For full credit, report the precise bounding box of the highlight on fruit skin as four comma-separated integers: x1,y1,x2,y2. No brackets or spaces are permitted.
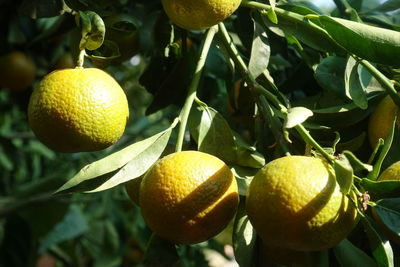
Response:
161,0,241,30
246,155,359,252
139,150,239,244
0,51,36,91
28,67,129,153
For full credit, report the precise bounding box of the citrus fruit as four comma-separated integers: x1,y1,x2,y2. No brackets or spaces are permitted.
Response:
139,151,239,244
28,67,129,153
246,155,358,251
161,0,241,30
378,161,400,181
368,95,400,148
0,51,36,91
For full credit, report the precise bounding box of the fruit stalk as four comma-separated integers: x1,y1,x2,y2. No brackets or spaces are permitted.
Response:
175,25,218,152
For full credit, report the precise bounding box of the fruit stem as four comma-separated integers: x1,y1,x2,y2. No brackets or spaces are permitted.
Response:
217,22,284,110
218,22,335,160
175,25,218,152
359,59,400,107
77,49,86,68
294,124,335,163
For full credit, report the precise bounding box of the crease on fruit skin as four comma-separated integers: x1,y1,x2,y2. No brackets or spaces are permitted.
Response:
139,151,239,244
246,156,358,251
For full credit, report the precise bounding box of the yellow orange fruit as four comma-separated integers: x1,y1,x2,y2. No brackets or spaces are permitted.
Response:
139,151,239,244
28,67,129,153
161,0,241,30
378,161,400,181
368,95,400,148
0,51,36,91
246,156,358,251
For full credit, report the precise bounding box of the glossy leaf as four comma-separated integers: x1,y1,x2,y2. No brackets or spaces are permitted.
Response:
263,7,344,53
362,215,394,267
333,239,377,267
333,155,353,194
284,107,313,128
77,11,105,50
344,57,367,109
233,198,257,267
343,150,373,172
361,179,400,198
248,18,271,78
56,119,177,194
318,16,400,67
373,198,400,238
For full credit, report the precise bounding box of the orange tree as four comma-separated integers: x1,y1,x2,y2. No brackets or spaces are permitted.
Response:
0,0,400,266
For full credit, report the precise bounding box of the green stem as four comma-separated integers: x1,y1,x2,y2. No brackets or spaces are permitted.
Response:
77,49,85,68
294,124,334,162
359,59,400,107
217,22,285,110
175,25,218,152
258,96,291,155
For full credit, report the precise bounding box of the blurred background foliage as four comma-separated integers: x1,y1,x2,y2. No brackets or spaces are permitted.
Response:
0,0,399,266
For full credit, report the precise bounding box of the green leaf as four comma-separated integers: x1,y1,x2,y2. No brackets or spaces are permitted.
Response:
189,103,237,164
39,205,88,253
248,18,271,79
333,155,354,194
360,179,400,198
333,239,377,267
342,150,373,172
373,198,400,239
314,56,347,99
344,57,368,109
18,0,70,19
284,107,313,128
266,8,278,24
230,166,257,196
367,0,400,13
77,11,105,50
262,8,344,53
232,199,257,267
318,16,400,67
362,215,394,267
56,119,178,194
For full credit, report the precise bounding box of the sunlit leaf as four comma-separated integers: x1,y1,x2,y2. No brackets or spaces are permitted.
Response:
317,16,400,67
56,119,178,194
333,155,353,194
284,107,313,128
233,199,257,267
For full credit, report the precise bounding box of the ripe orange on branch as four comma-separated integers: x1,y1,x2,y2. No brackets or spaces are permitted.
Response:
246,156,358,251
161,0,241,30
28,67,129,153
368,95,400,148
139,151,239,244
